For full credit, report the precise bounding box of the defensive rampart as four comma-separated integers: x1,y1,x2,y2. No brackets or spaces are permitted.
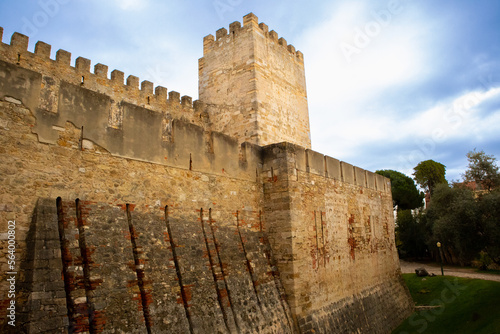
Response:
0,17,413,334
261,143,413,332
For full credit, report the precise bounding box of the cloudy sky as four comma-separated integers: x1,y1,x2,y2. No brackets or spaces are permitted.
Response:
1,0,499,182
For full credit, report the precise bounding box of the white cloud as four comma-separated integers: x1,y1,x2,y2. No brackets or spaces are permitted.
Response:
376,87,500,176
298,1,433,158
303,1,428,99
295,0,500,180
405,87,500,141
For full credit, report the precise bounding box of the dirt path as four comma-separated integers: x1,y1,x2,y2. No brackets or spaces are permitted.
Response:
399,260,500,282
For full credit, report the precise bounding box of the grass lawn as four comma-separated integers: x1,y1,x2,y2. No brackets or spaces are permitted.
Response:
393,274,500,334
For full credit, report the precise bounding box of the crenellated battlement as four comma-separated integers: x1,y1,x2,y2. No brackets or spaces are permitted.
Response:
261,143,391,193
0,21,384,190
202,13,303,63
0,28,202,120
199,13,310,149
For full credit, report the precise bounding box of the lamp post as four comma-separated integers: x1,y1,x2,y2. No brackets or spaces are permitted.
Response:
437,242,444,276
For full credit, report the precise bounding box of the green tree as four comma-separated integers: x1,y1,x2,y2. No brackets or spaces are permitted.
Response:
376,170,424,210
463,149,500,191
413,160,447,195
426,184,482,265
395,209,429,259
479,190,500,265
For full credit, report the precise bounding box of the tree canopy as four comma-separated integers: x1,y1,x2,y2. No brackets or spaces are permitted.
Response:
395,209,428,259
394,152,500,267
413,160,447,194
463,149,500,191
427,184,482,265
376,170,424,210
479,190,500,264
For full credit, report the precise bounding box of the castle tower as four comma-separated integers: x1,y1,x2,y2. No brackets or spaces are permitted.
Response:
199,13,311,148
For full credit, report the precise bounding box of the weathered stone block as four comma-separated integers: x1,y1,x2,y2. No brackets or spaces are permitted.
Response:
341,162,354,184
94,63,108,78
11,32,29,50
325,156,341,180
34,41,51,58
306,149,325,176
354,166,366,187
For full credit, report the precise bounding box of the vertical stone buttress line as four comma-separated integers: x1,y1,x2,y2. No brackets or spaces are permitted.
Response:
208,208,240,331
259,212,296,332
235,210,263,313
125,204,152,334
164,206,194,334
75,199,96,333
320,211,326,267
314,210,320,269
56,197,77,331
324,156,328,178
200,208,231,332
259,210,263,232
79,126,84,151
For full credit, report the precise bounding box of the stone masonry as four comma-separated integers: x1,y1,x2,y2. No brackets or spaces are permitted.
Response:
199,13,311,148
0,13,413,333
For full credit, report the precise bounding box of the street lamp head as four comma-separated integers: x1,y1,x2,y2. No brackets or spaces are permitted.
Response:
437,242,441,248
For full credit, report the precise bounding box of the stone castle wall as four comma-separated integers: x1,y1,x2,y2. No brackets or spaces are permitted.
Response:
0,16,413,333
0,99,294,333
261,143,413,332
0,30,262,182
